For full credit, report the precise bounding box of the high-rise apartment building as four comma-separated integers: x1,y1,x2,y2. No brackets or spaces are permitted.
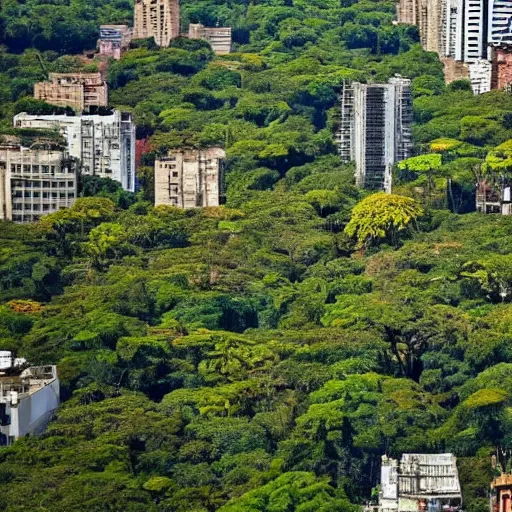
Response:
488,0,512,46
34,73,108,112
464,0,487,62
337,78,413,193
98,25,133,60
154,148,225,208
0,143,78,223
14,110,136,192
188,24,232,54
444,0,465,60
133,0,180,47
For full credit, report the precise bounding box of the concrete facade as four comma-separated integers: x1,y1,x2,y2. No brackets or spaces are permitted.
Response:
155,148,225,208
0,363,59,446
0,143,78,223
133,0,180,47
34,73,108,112
442,57,470,83
488,0,512,47
379,454,462,512
188,24,232,54
469,59,493,93
98,25,133,60
491,474,512,512
14,111,136,192
337,77,413,193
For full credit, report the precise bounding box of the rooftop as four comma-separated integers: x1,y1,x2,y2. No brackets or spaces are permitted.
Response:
0,366,58,403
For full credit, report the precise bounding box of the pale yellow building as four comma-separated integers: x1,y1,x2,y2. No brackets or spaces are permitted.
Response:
188,24,232,54
133,0,180,47
154,148,225,209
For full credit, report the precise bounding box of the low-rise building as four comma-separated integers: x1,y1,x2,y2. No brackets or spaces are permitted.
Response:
98,25,133,60
442,58,470,84
0,355,59,446
34,73,108,112
491,44,512,90
14,110,136,192
0,142,78,223
491,474,512,512
469,59,493,94
188,24,232,54
154,148,226,208
379,454,462,512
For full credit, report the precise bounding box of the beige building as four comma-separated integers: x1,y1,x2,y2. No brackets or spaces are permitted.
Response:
34,73,108,112
0,143,78,223
155,148,225,208
133,0,180,47
188,24,232,54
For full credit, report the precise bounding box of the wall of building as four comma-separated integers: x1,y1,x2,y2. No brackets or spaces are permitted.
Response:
14,111,136,192
155,148,225,208
469,59,493,93
491,45,512,89
442,57,469,83
133,0,180,47
188,24,232,54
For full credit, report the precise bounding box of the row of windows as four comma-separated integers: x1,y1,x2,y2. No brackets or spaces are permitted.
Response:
13,202,71,212
13,191,75,200
9,164,74,174
12,180,75,188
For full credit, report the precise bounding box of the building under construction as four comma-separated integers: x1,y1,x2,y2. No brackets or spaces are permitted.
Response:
337,77,413,193
133,0,180,47
379,454,462,512
0,141,78,223
154,148,225,209
188,24,232,54
34,73,108,112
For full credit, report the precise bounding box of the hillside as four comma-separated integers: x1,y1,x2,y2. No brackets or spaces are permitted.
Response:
0,1,511,511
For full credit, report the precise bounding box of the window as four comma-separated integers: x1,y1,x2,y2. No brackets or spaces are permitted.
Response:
172,172,178,177
42,165,50,174
68,181,74,187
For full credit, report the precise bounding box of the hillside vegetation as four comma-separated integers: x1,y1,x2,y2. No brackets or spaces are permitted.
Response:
0,1,510,511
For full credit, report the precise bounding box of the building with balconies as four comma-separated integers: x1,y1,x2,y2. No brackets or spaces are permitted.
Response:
133,0,180,47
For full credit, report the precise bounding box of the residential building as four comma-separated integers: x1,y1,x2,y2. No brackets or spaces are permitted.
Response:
469,59,493,93
488,0,512,47
444,0,465,60
98,25,132,60
464,0,487,62
442,57,469,83
154,148,225,208
133,0,180,47
0,142,78,223
379,454,462,512
14,110,136,192
337,77,413,193
188,24,232,54
0,356,59,446
34,73,108,112
491,44,512,89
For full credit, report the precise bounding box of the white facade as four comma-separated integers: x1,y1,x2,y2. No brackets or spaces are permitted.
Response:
489,0,512,46
0,144,78,223
464,0,487,62
14,111,136,192
379,454,462,512
338,77,413,193
0,365,59,446
469,58,493,93
155,148,225,208
444,0,465,60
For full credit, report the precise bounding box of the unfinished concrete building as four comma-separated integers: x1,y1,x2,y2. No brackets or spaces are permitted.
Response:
491,474,512,512
155,148,225,208
0,142,78,223
14,110,136,192
98,25,133,60
188,24,232,54
337,77,413,193
379,454,462,512
34,73,108,112
133,0,180,47
0,356,59,446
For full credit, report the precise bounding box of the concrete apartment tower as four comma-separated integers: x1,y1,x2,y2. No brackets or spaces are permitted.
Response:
14,111,136,193
154,148,226,208
0,143,78,223
133,0,180,47
337,77,413,193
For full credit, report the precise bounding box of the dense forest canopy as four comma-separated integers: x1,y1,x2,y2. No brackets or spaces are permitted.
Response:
0,0,511,511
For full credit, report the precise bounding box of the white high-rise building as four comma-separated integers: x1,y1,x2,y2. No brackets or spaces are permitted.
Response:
444,0,465,60
14,110,136,192
465,0,487,62
488,0,512,46
337,77,413,193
